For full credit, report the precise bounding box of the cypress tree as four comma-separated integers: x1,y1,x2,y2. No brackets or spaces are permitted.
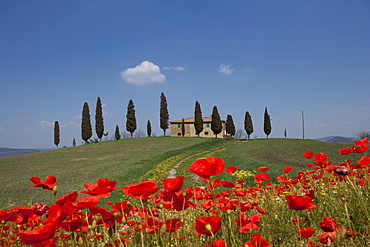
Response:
115,125,121,140
263,107,272,139
181,118,185,136
81,102,92,144
226,114,236,137
244,111,253,140
211,106,222,138
95,97,104,142
126,99,137,138
284,128,287,138
194,101,203,137
72,138,76,147
147,120,152,137
54,121,60,148
160,92,169,136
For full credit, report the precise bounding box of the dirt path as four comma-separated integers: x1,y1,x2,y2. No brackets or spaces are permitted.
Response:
167,147,227,178
167,140,244,181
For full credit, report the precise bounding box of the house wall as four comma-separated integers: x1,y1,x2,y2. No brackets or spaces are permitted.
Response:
170,122,225,138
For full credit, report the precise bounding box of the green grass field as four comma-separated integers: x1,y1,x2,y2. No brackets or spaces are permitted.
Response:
0,137,358,209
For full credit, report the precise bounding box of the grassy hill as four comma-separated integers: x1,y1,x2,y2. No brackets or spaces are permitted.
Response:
0,137,359,209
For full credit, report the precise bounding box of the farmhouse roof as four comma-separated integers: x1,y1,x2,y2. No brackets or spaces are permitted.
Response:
170,117,225,123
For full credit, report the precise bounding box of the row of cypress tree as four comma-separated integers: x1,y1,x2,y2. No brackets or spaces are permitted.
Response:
54,92,272,147
193,101,272,140
80,93,170,144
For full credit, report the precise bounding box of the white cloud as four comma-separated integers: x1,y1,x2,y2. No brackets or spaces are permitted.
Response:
62,121,79,128
39,120,54,128
40,120,79,128
72,115,82,120
163,66,186,71
314,122,327,128
219,64,234,75
121,61,166,85
343,121,355,125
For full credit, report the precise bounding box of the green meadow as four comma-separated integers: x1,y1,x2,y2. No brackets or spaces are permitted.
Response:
0,137,357,209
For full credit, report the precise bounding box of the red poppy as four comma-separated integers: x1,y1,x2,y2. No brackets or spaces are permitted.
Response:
60,214,85,232
226,165,238,174
163,176,185,192
76,195,101,209
314,153,328,165
303,151,314,159
161,191,196,211
355,137,370,146
258,167,269,172
284,166,294,173
333,166,349,176
122,180,160,199
285,195,316,210
20,223,56,246
206,240,228,247
220,180,235,188
194,216,222,236
32,203,49,215
296,227,315,238
352,145,369,153
320,217,337,232
254,173,270,183
0,209,18,223
358,156,370,167
81,178,120,198
165,218,183,232
189,157,226,179
338,147,352,155
55,191,78,206
235,213,261,233
242,233,271,247
29,176,57,191
12,206,36,224
318,231,336,245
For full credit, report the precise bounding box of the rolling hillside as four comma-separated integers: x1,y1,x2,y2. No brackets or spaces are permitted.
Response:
0,137,359,209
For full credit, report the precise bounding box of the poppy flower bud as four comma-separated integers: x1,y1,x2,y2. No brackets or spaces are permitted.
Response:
78,237,84,245
52,186,58,196
320,217,337,232
91,220,97,229
334,167,349,176
205,224,212,232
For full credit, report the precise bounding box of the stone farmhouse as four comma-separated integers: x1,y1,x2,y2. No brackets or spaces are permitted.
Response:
170,117,226,138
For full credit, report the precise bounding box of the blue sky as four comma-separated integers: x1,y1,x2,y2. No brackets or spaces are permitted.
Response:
1,0,369,148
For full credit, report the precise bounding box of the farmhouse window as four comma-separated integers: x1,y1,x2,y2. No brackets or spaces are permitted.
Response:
178,124,181,128
205,132,209,135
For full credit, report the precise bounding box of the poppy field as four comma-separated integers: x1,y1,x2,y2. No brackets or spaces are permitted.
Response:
1,138,369,246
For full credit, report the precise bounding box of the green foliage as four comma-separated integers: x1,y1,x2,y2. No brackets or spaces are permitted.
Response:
211,106,222,138
226,114,236,137
160,92,169,136
244,111,253,140
126,99,137,138
147,120,152,137
81,102,92,143
194,100,203,136
115,125,121,140
95,97,104,141
53,121,60,148
263,107,272,138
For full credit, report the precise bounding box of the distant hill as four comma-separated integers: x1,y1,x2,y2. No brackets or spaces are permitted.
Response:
0,148,43,157
315,136,356,143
